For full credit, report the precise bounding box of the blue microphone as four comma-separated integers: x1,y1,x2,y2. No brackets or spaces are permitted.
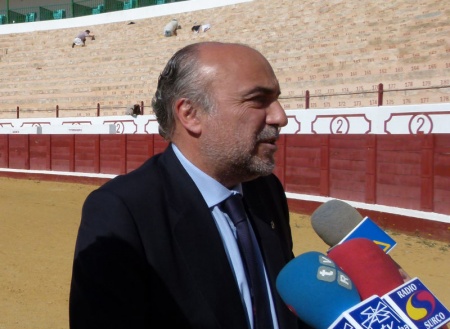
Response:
276,251,361,329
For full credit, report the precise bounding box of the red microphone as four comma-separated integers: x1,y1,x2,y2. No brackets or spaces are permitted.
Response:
327,237,405,300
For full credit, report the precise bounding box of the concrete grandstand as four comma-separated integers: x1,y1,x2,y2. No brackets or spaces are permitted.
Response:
0,0,449,117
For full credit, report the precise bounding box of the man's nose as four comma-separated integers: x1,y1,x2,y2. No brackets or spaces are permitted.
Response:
267,101,288,128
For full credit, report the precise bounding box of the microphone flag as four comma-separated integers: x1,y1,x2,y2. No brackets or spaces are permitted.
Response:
334,216,397,253
328,295,416,329
382,277,450,329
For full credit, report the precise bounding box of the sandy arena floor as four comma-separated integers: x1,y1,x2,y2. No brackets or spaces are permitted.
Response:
0,177,449,329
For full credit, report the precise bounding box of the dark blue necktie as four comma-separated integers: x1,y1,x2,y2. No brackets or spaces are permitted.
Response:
221,194,274,329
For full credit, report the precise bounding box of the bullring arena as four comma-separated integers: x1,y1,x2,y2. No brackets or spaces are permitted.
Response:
0,176,449,328
0,0,449,328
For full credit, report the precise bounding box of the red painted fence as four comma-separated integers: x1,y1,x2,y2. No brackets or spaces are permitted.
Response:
0,133,449,240
1,133,449,215
273,134,450,215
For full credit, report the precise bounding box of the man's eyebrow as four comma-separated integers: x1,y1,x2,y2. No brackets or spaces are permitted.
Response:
244,86,281,97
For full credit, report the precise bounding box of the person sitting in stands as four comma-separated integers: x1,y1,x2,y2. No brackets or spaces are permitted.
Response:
200,23,211,32
191,23,211,33
125,104,141,117
191,24,201,33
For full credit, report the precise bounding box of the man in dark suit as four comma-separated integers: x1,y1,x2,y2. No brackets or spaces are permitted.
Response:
69,42,309,328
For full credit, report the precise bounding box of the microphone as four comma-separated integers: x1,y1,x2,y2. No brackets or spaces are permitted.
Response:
311,199,363,247
327,237,405,300
311,199,397,253
275,249,447,329
309,200,448,328
276,251,361,329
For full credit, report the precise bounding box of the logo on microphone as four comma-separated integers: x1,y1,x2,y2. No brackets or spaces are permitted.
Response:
343,296,411,329
405,290,436,321
337,217,397,254
382,278,450,329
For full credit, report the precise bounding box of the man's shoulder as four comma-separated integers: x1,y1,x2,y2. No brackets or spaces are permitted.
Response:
243,174,289,224
244,174,283,192
242,174,286,210
99,151,167,187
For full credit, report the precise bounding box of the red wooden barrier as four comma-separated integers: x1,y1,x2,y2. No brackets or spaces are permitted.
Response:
0,133,449,241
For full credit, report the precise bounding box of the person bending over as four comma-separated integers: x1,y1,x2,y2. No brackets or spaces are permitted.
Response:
72,30,95,48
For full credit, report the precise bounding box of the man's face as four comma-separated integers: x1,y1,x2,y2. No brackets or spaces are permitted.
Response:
198,45,288,186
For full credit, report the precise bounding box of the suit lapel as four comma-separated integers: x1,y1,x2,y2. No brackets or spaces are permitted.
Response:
157,147,249,327
243,196,287,285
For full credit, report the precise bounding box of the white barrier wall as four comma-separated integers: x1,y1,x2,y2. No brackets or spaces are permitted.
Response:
0,114,160,134
283,103,450,135
1,103,449,135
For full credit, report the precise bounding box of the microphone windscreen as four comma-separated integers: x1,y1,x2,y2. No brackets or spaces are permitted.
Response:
276,251,361,329
327,238,405,300
311,199,363,247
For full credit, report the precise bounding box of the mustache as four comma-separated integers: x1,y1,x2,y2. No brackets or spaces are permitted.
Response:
256,126,279,143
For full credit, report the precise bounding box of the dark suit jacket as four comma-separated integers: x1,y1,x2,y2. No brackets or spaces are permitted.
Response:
69,144,308,328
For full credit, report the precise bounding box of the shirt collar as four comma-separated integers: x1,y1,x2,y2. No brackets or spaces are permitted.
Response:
172,144,242,208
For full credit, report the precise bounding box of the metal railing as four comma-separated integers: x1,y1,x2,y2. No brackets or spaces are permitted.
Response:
2,101,146,119
2,84,449,119
294,84,450,109
0,0,181,24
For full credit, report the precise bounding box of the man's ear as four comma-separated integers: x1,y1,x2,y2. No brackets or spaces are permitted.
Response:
175,98,202,135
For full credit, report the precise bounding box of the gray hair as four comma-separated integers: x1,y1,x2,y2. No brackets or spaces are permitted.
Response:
151,42,216,140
